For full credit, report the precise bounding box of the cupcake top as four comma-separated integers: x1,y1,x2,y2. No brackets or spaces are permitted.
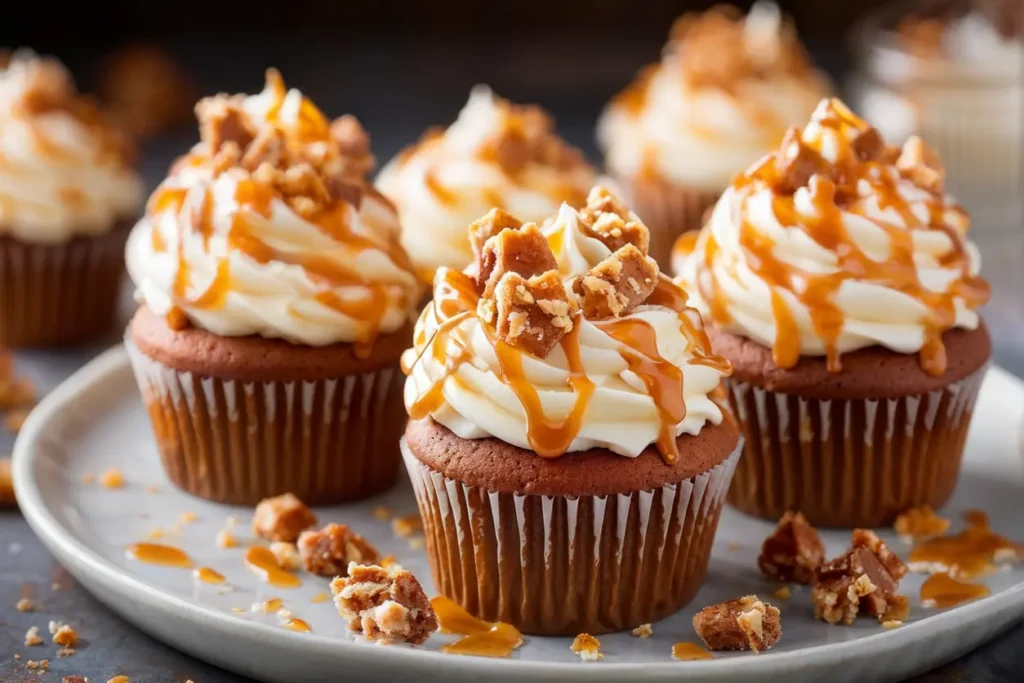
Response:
597,2,829,192
377,86,596,281
403,186,731,461
676,97,990,376
126,70,421,349
0,51,143,243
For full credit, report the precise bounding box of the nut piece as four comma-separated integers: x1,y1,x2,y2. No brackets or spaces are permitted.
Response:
896,136,945,193
269,542,302,572
330,114,375,178
813,529,908,625
571,244,658,320
692,596,782,653
757,511,825,585
469,208,524,259
494,270,574,358
298,523,381,577
570,633,603,661
632,623,653,638
330,562,438,645
0,458,13,507
252,493,317,543
477,224,558,299
893,505,950,542
770,127,830,194
851,126,885,162
195,95,255,155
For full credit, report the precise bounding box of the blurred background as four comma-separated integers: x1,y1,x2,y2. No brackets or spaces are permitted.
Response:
3,0,1023,372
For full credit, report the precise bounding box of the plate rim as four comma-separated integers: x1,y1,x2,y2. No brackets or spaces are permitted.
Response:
12,344,1024,681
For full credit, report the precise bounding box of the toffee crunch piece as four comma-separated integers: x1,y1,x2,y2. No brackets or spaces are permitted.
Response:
770,127,830,194
331,562,438,645
298,523,381,577
477,224,558,298
692,595,781,653
572,244,658,320
577,186,650,254
757,510,825,585
493,270,574,358
195,96,255,155
813,529,908,625
469,208,524,259
896,136,945,194
252,493,316,543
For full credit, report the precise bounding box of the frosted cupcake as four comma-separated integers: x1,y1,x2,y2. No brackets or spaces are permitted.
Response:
0,52,142,346
676,98,990,527
377,86,595,283
126,70,422,505
402,187,741,635
598,2,828,266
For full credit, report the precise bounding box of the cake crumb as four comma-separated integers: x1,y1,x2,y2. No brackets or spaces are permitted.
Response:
372,506,394,521
225,515,239,527
774,585,792,600
216,529,238,549
392,515,422,538
408,536,425,550
80,473,95,485
331,562,438,645
25,625,43,646
270,542,303,571
727,541,741,551
16,597,35,612
299,523,380,577
893,505,950,542
146,528,164,541
758,511,825,585
57,647,75,657
632,623,653,638
882,620,904,629
693,596,782,653
26,659,49,670
570,633,603,661
252,493,316,543
53,623,78,647
180,511,199,524
99,467,124,489
231,607,245,613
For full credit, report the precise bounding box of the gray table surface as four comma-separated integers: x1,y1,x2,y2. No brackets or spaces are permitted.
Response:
2,45,1024,679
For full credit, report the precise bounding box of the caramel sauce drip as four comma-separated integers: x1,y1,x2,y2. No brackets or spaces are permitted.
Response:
409,265,727,461
908,510,1024,580
283,618,311,633
193,567,225,584
920,572,991,608
671,641,714,661
698,114,990,376
126,543,193,569
310,592,330,604
432,595,523,659
263,597,284,612
244,546,302,589
424,170,460,207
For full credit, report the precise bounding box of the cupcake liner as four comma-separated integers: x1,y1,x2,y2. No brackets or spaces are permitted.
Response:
622,177,720,268
725,367,987,528
401,438,742,636
127,340,406,505
0,228,128,347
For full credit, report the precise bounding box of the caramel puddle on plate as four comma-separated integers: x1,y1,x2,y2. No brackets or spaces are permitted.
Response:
672,642,714,661
263,597,284,613
126,543,193,568
283,618,311,633
310,592,331,604
908,509,1024,579
193,567,226,585
920,573,991,608
432,595,523,658
244,546,302,588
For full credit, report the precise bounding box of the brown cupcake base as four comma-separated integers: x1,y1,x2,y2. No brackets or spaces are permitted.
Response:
0,225,130,348
621,175,720,268
127,307,410,505
402,418,742,636
713,326,991,528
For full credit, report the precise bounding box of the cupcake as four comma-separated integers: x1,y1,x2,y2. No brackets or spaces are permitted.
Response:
676,97,991,528
851,1,1023,216
0,51,143,346
401,186,741,635
377,86,596,284
126,70,422,505
597,2,829,266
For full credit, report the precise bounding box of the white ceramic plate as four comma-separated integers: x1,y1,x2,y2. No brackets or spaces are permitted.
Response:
13,347,1024,683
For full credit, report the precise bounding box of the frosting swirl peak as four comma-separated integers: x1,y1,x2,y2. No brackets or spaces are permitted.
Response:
677,97,989,375
127,70,421,348
403,187,731,460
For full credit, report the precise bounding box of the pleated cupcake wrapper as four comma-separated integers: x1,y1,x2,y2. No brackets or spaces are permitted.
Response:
622,177,721,268
401,438,742,636
127,340,406,505
725,367,987,528
0,230,127,347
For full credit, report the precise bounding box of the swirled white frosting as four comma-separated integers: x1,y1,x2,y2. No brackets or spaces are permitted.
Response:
127,74,420,346
377,86,595,279
598,2,828,191
403,202,728,458
677,98,985,359
0,54,143,243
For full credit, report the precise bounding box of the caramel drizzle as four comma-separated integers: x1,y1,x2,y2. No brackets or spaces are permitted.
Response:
244,546,302,589
908,509,1024,580
698,117,989,376
432,595,523,658
920,572,991,609
193,567,226,584
126,543,193,569
407,267,726,462
671,641,714,661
